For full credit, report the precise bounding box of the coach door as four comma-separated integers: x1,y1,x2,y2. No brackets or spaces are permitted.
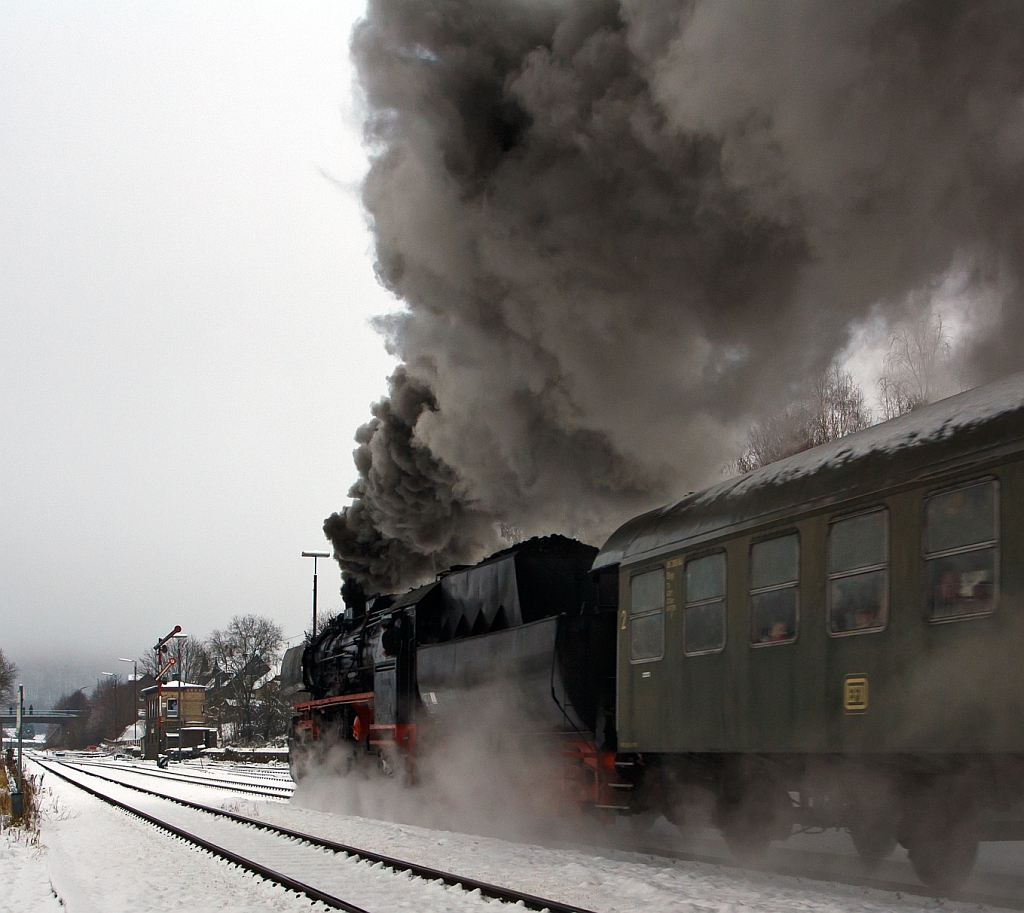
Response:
824,506,891,751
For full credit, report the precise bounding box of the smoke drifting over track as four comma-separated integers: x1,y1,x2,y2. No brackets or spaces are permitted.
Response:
326,0,1024,591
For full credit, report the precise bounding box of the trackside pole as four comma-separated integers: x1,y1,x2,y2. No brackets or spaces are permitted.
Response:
10,684,24,820
17,684,23,792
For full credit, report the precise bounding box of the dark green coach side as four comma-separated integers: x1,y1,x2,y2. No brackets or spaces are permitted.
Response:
594,371,1024,892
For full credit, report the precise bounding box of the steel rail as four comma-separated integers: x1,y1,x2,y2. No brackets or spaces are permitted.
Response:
41,758,598,913
70,758,294,798
34,757,370,913
77,756,294,788
190,761,293,781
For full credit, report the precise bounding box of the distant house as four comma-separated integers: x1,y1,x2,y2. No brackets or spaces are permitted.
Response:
133,673,157,716
204,656,286,745
140,681,217,759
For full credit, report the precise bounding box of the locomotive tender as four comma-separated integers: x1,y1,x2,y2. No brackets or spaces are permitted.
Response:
288,371,1024,892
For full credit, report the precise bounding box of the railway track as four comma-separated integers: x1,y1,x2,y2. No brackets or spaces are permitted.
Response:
68,757,294,799
193,760,294,784
41,756,1024,910
35,758,596,913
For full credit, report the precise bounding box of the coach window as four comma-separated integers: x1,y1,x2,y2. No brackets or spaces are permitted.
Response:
750,532,799,645
685,552,726,655
630,567,665,662
828,508,889,635
925,479,999,621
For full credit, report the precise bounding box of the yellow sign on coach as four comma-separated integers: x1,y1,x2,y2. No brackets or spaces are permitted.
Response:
844,675,869,713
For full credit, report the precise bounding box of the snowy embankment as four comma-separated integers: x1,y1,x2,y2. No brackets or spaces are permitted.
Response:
3,760,319,913
3,754,1020,913
0,824,54,912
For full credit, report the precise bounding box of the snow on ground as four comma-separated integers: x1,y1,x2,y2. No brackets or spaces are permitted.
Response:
243,792,1021,913
4,761,325,913
50,755,1017,913
9,754,1023,913
38,761,515,913
0,825,58,912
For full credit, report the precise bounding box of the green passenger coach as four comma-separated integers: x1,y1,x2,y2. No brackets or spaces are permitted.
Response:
593,371,1024,891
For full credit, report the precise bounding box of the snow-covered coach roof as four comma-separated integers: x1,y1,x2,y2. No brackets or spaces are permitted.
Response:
594,371,1024,571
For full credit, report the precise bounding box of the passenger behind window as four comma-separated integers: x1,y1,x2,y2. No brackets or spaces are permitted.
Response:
827,508,888,635
924,479,997,620
750,532,799,645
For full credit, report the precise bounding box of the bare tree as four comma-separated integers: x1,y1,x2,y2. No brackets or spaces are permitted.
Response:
208,615,284,745
79,676,133,746
138,634,212,685
172,635,213,685
737,404,815,473
807,362,872,445
252,677,290,744
137,646,167,679
499,523,525,543
738,363,873,473
47,690,91,749
0,648,17,709
877,312,958,420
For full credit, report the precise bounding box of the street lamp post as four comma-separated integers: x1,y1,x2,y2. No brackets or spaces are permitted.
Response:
16,684,23,793
8,683,26,820
301,551,330,638
118,657,137,736
102,672,117,743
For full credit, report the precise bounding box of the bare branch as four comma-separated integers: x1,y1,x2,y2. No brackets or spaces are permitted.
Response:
876,311,956,420
0,648,17,707
738,362,872,472
208,614,284,745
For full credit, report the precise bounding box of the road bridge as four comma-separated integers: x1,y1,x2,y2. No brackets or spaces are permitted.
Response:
0,710,83,726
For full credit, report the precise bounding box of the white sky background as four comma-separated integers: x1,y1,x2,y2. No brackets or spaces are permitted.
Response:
0,3,398,684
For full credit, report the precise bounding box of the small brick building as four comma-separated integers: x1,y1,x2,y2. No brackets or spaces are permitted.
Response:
141,682,216,759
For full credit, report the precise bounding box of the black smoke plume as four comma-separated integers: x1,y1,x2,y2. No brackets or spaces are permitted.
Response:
326,0,1024,592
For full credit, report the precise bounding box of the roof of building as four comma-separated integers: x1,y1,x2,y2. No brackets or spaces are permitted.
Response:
116,721,146,741
140,681,206,694
594,371,1024,571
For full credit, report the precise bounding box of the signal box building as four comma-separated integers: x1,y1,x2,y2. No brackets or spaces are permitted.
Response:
141,682,216,759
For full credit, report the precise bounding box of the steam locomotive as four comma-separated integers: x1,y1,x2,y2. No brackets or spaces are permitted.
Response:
284,535,624,808
286,371,1024,893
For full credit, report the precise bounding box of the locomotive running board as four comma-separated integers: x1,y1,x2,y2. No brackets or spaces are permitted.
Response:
294,692,374,711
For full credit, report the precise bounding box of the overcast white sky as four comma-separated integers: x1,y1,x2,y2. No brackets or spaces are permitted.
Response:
1,3,398,682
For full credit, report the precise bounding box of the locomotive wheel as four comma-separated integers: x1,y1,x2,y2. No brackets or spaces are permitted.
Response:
849,817,896,868
900,788,979,895
907,825,978,894
716,760,781,863
846,771,898,869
